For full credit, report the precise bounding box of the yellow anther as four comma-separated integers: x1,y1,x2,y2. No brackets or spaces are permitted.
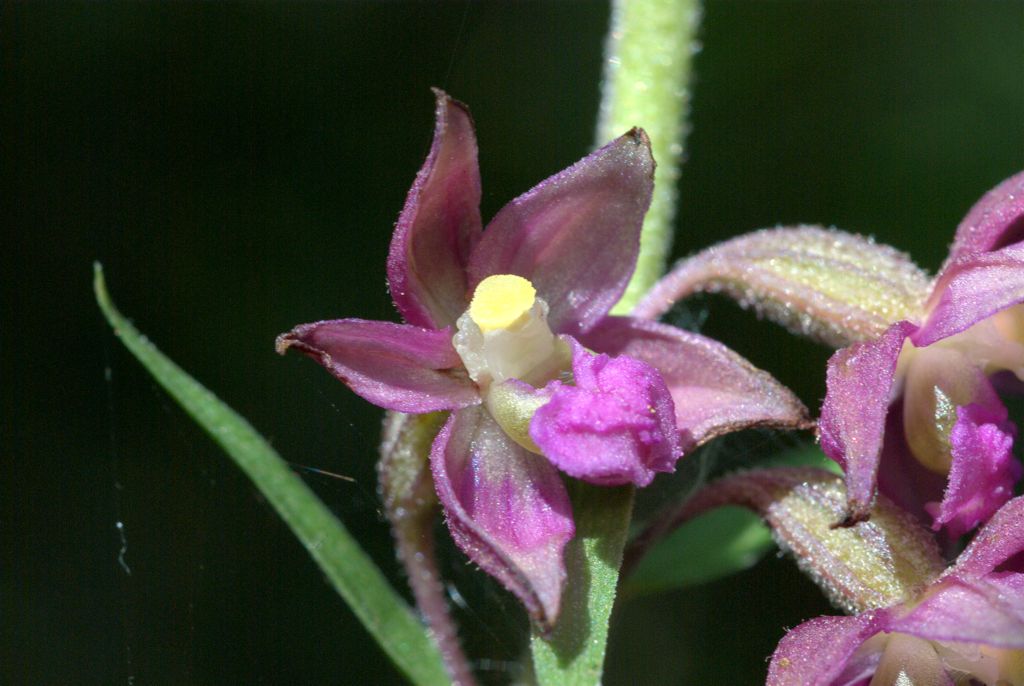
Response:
468,275,536,333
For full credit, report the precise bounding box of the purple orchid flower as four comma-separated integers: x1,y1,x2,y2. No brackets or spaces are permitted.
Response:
636,172,1024,534
654,467,1024,685
768,492,1024,686
276,90,809,629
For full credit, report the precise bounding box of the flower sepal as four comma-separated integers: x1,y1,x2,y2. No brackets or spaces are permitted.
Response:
677,467,945,613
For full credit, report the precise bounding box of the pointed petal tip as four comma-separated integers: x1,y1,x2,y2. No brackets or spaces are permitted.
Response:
274,332,293,356
832,504,872,530
622,125,651,148
274,319,479,413
430,87,475,127
387,87,482,328
274,324,316,356
611,126,655,173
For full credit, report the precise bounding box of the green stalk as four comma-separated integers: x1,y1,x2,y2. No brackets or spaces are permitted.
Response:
530,483,634,685
94,264,448,686
532,1,700,683
602,0,701,314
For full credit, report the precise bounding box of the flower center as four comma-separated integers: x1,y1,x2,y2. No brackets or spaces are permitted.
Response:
453,274,571,389
453,274,574,453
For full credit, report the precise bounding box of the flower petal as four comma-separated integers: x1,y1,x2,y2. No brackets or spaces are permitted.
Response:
275,319,479,412
928,400,1020,538
951,495,1024,579
945,170,1024,264
430,406,574,630
634,227,931,347
767,613,886,686
387,89,482,328
466,129,655,335
529,337,680,487
578,317,812,449
889,575,1024,649
916,242,1024,346
819,321,917,525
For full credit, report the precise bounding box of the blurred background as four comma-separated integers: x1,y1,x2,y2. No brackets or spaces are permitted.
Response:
4,2,1022,684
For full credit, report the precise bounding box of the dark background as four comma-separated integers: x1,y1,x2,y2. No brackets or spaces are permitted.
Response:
4,2,1022,684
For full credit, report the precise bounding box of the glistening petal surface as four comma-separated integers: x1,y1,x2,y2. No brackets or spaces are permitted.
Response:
945,170,1024,264
466,129,655,335
529,337,680,487
430,406,574,631
767,613,885,686
387,90,482,328
580,317,811,450
888,575,1024,648
275,319,479,413
916,243,1024,346
930,401,1020,537
819,321,916,524
950,495,1024,579
634,226,931,346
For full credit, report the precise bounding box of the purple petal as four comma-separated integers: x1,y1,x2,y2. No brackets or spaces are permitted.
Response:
275,319,479,413
767,613,886,686
819,321,916,524
387,90,482,328
951,496,1024,579
945,170,1024,264
466,129,655,335
888,575,1024,649
633,226,931,347
430,406,574,630
528,337,680,487
915,242,1024,346
928,401,1020,537
578,317,811,449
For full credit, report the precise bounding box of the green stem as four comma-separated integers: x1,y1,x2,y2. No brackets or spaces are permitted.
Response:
601,0,702,314
531,484,634,686
94,264,449,686
530,2,701,682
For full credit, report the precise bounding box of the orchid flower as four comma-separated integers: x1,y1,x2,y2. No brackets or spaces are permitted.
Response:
636,173,1024,534
662,467,1024,686
275,90,809,629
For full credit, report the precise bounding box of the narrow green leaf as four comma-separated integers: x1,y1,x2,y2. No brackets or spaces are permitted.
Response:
93,264,449,686
625,445,841,595
531,483,634,686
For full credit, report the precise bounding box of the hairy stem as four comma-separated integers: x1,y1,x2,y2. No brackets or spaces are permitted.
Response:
393,516,477,686
600,0,702,313
379,411,478,686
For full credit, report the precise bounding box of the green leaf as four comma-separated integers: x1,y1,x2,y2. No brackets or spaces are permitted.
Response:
93,264,449,686
626,506,770,595
531,482,634,686
625,445,840,596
